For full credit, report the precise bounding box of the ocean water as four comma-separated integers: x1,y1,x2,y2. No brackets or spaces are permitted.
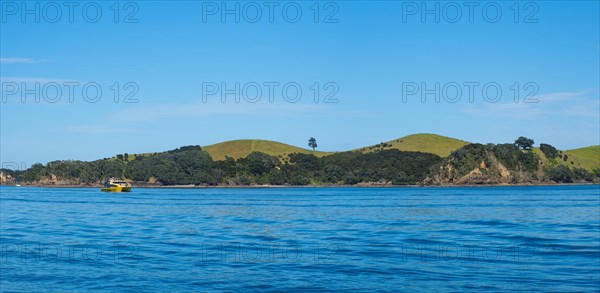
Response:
1,185,599,292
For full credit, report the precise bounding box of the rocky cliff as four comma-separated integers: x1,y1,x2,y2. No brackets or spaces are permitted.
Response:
424,143,544,185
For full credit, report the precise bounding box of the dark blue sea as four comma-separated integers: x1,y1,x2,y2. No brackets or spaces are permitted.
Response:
1,185,599,292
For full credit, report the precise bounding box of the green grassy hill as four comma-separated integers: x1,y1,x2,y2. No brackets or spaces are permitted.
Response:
564,146,600,170
203,139,331,161
203,134,469,161
533,145,599,171
355,133,470,157
118,135,597,170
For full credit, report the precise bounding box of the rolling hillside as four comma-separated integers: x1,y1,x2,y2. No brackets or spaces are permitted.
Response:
202,139,331,161
356,134,470,157
116,135,597,171
566,146,600,170
533,145,599,171
202,134,469,160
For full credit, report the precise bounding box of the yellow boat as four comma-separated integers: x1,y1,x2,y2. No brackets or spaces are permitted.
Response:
101,178,132,192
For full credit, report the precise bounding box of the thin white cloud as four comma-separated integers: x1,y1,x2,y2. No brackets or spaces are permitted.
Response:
107,101,336,122
535,90,594,103
0,58,52,64
62,125,144,134
0,76,78,83
462,103,546,120
462,90,599,120
63,125,116,133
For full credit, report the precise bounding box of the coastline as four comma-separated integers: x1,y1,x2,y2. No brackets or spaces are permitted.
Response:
3,182,598,189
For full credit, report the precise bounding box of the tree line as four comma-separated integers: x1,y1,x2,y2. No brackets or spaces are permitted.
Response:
2,137,598,186
3,146,442,186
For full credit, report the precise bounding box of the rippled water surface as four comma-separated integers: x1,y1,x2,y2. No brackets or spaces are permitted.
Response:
1,185,599,292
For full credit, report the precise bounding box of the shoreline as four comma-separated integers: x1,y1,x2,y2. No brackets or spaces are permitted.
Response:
2,182,598,189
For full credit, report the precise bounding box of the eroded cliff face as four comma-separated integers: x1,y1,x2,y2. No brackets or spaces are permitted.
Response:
0,172,16,185
423,144,544,185
11,174,97,186
425,161,539,185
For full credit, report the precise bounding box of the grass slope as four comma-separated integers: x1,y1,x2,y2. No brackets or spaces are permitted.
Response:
356,133,470,157
203,139,331,160
204,134,468,161
564,146,600,170
533,145,599,171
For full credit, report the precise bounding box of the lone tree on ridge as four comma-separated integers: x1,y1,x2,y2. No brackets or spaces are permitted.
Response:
308,137,318,151
514,136,534,150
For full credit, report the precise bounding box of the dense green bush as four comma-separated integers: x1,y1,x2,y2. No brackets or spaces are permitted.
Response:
238,152,280,176
545,165,573,183
492,144,539,172
445,143,489,175
572,168,593,181
540,143,559,159
15,146,442,186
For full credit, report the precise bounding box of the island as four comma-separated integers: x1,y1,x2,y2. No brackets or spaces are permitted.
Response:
1,134,599,187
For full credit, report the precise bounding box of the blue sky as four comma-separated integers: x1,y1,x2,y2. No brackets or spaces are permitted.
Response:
1,1,599,166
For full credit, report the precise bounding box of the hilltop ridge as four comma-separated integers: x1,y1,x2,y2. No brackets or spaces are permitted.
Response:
202,139,332,161
355,133,470,157
201,133,470,160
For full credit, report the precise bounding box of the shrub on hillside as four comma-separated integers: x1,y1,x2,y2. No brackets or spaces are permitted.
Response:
572,168,594,182
540,143,559,159
545,165,573,183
